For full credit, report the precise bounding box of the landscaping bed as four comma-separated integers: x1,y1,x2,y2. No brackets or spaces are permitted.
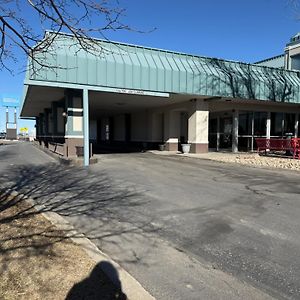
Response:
0,193,124,300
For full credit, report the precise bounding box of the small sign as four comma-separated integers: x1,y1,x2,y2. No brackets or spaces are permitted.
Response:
7,123,17,129
20,127,29,133
0,94,20,107
115,88,146,96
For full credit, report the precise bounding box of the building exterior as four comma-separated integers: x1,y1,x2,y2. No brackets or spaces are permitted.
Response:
21,31,300,165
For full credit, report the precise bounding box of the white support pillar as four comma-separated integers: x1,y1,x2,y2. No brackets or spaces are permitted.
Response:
5,107,8,126
216,116,220,152
83,89,89,166
232,110,239,153
266,112,271,139
251,112,254,151
188,99,209,153
295,113,299,138
14,107,17,124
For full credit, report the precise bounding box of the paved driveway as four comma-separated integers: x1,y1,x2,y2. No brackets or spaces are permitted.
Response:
1,142,300,299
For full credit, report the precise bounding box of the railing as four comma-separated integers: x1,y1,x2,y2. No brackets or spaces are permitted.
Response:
48,142,65,156
255,138,300,159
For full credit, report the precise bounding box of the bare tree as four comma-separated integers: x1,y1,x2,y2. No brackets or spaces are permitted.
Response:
263,68,294,102
0,0,136,73
209,58,295,102
209,58,257,99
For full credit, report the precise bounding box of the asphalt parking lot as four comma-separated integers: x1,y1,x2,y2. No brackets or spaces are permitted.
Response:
1,142,300,299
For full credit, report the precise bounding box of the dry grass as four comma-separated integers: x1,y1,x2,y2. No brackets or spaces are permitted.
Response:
0,196,126,300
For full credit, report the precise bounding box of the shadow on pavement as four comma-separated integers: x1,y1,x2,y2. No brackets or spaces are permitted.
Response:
0,162,156,273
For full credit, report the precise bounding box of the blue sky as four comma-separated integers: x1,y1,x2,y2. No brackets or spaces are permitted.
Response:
1,0,300,132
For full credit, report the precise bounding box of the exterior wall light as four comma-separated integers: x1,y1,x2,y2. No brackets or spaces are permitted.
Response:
62,111,68,117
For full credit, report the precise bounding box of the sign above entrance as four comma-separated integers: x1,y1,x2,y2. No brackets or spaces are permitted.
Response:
114,88,166,97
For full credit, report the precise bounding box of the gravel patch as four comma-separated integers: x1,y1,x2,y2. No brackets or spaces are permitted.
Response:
186,152,300,171
151,150,300,171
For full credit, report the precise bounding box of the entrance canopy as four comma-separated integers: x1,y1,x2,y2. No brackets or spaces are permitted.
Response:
21,31,300,117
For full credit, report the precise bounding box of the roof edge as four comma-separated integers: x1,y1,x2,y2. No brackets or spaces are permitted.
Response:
255,54,285,64
44,30,297,74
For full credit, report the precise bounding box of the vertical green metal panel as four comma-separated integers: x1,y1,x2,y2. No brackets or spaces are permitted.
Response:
152,51,165,91
188,57,200,94
183,56,195,93
122,45,134,89
56,51,67,82
105,44,116,87
137,49,150,90
144,49,157,91
165,52,178,92
76,50,87,84
114,45,125,88
87,53,97,86
96,51,107,86
173,54,186,93
66,48,77,83
130,47,142,90
158,53,172,91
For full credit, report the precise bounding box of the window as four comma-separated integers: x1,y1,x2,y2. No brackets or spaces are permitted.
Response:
254,112,267,136
284,113,295,135
239,112,252,135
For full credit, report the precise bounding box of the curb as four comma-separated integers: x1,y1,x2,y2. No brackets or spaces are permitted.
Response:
4,189,155,300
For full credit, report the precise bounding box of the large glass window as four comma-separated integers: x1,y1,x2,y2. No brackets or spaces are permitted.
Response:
254,112,267,136
271,112,283,137
209,118,217,134
284,113,295,135
220,117,232,134
208,118,217,148
219,117,232,148
298,115,300,137
239,112,252,135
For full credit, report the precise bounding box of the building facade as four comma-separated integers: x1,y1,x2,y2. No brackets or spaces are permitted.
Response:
21,32,300,165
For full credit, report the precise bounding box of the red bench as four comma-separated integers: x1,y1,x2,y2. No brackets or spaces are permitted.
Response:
255,138,300,159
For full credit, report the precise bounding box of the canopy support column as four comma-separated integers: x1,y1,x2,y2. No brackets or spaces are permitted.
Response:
83,88,89,166
232,110,239,153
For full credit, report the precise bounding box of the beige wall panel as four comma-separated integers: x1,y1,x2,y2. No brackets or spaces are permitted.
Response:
188,100,209,144
73,116,83,132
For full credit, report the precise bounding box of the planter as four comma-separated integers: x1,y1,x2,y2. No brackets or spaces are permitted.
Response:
181,143,191,154
158,144,165,151
75,146,84,157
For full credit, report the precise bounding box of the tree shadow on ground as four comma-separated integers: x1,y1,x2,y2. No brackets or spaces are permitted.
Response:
0,162,157,276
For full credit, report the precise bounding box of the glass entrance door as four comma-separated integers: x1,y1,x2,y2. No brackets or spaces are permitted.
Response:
209,113,233,150
219,116,232,149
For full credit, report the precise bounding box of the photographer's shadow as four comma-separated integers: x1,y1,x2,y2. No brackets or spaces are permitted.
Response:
66,261,127,300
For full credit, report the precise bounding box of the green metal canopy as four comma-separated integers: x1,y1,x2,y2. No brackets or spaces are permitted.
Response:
24,31,300,104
